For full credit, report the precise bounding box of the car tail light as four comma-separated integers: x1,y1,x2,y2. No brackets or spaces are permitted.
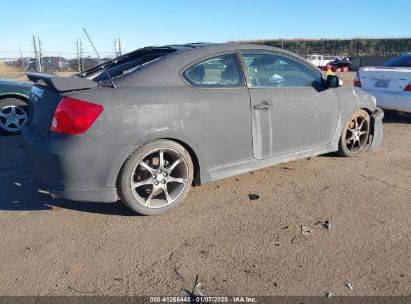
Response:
353,72,362,87
50,97,103,135
404,83,411,91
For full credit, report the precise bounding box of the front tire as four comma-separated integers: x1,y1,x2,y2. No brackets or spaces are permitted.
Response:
0,98,29,135
337,109,370,157
118,140,194,215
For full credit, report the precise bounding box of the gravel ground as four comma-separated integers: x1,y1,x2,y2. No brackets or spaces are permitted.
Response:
0,68,409,297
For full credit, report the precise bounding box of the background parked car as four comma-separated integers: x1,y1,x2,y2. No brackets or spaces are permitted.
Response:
0,79,32,134
41,57,69,72
24,58,37,71
67,57,102,72
354,53,411,113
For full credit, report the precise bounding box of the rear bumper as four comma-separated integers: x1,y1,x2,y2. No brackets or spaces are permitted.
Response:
22,126,122,203
369,107,384,152
363,89,411,113
48,187,117,203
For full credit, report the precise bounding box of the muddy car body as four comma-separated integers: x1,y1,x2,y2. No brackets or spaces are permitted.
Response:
22,43,384,214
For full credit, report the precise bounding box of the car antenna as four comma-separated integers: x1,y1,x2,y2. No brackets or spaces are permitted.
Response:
82,27,117,88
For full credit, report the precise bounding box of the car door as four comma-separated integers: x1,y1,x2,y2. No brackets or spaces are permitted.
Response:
180,52,254,172
240,51,340,159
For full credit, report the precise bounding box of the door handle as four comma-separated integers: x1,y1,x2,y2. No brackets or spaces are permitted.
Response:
254,101,272,110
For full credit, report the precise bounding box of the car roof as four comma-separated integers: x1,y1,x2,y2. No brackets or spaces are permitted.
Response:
114,42,324,87
168,42,294,55
80,42,308,79
164,42,310,67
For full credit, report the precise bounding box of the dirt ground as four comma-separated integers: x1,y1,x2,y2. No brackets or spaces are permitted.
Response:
0,63,74,82
0,64,410,297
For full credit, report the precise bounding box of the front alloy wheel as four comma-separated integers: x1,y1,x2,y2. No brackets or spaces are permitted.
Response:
118,140,194,215
338,109,371,157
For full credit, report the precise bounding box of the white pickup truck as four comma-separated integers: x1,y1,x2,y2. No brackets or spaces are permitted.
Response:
305,54,335,68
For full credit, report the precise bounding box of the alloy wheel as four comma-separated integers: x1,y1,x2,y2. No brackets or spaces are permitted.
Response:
0,105,28,133
130,148,189,208
344,114,370,153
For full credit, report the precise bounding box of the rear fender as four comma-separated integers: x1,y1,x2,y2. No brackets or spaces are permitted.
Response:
106,132,203,189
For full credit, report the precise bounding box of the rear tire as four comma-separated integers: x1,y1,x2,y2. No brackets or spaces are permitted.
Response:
337,109,370,157
118,140,194,215
0,98,29,135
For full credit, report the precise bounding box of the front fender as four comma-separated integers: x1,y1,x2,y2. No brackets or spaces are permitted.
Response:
352,88,377,112
332,87,378,146
369,108,384,151
337,88,383,151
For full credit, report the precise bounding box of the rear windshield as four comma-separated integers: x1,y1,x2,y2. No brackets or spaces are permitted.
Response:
384,54,411,67
78,47,176,83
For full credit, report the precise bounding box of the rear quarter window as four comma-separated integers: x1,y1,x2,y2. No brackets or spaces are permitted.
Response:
183,54,245,88
79,48,176,84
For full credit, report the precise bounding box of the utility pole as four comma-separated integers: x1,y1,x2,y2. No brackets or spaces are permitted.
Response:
19,41,23,70
32,35,39,71
37,35,43,72
118,38,122,56
114,38,118,57
76,38,81,72
19,41,23,58
79,38,84,71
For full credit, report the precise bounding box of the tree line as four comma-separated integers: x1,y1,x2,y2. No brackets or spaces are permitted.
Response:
237,38,411,56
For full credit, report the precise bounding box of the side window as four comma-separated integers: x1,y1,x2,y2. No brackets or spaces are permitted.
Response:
183,54,244,88
243,53,322,88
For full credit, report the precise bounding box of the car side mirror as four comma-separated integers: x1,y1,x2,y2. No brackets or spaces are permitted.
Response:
327,75,342,88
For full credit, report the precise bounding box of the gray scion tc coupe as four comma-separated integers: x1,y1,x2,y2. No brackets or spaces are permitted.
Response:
23,43,384,215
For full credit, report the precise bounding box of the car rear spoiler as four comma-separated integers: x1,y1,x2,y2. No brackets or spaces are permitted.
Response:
26,72,98,92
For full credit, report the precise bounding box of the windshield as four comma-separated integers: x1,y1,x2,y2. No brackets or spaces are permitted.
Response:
78,47,176,84
384,54,411,67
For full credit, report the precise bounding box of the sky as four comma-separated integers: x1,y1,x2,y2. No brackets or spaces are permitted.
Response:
0,0,410,58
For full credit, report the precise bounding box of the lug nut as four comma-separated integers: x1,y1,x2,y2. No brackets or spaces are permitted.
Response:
162,180,166,184
155,181,159,185
152,175,156,179
158,169,162,173
163,173,167,177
